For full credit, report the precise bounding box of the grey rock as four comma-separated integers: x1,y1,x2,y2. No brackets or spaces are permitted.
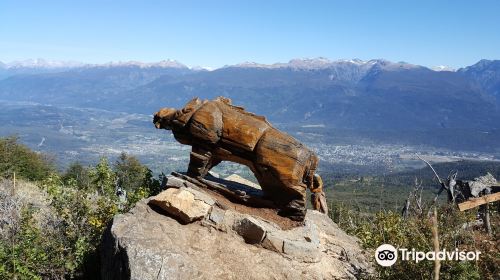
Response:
233,217,266,244
262,231,284,253
468,173,496,197
305,210,371,270
101,176,374,280
163,175,186,189
262,220,321,262
283,239,320,263
208,206,225,225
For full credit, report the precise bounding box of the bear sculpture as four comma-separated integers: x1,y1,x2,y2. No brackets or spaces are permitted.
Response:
153,97,327,221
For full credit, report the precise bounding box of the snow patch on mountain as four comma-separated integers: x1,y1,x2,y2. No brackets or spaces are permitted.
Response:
4,58,85,69
431,65,456,72
229,58,422,71
94,59,188,69
0,59,189,69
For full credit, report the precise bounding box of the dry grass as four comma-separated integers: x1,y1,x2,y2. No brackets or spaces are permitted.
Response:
0,178,54,239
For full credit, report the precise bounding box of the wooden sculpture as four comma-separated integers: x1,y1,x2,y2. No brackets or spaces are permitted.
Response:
153,97,328,221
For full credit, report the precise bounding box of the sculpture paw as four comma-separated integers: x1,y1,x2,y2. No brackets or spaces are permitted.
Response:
279,199,306,221
312,192,328,214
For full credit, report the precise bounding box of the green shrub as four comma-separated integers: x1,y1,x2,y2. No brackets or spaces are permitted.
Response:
62,162,92,191
0,207,64,279
89,157,116,196
0,144,160,279
329,202,496,279
0,136,54,181
114,153,161,207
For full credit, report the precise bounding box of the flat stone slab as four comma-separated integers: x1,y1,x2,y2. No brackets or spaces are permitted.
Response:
149,188,212,223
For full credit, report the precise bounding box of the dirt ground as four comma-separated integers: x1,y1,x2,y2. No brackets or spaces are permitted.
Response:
201,186,303,230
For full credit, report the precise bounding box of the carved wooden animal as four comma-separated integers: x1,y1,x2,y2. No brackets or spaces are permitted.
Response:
154,97,327,221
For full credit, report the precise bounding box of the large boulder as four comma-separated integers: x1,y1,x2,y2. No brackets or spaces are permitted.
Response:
101,175,373,280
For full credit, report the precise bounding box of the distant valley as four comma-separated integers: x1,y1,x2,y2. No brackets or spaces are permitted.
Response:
1,58,500,175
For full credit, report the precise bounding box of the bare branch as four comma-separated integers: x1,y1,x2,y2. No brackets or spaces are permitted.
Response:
415,178,423,213
402,177,425,218
433,186,446,203
417,155,444,186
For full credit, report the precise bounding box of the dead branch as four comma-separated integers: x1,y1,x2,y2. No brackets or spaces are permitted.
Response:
417,155,444,186
417,155,455,204
402,177,424,218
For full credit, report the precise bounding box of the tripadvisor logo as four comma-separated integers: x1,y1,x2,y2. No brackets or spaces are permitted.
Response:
375,244,481,266
375,244,398,267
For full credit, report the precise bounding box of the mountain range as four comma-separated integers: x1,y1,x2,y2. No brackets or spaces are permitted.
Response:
1,58,500,151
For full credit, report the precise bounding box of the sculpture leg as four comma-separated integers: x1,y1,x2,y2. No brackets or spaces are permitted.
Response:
253,165,307,221
310,174,328,214
281,174,328,220
187,146,214,178
304,154,328,214
279,193,307,221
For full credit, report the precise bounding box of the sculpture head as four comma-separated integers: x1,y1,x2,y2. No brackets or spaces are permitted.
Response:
153,108,177,130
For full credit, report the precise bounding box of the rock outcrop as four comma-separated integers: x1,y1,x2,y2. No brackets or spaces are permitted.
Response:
101,174,373,280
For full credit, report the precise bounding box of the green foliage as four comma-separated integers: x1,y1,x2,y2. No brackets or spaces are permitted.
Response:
114,153,161,207
0,136,54,181
114,152,147,192
325,162,500,280
89,157,116,196
0,207,63,280
396,160,500,183
49,179,119,277
0,172,121,279
324,160,500,214
0,143,162,279
329,202,497,280
62,162,92,190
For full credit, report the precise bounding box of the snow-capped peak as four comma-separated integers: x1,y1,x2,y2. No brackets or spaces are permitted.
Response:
431,65,456,72
228,58,413,70
190,65,214,71
233,61,268,68
95,59,187,69
1,58,189,69
5,58,85,69
232,57,338,69
286,57,333,69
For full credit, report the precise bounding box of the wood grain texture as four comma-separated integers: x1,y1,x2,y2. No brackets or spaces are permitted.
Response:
458,192,500,211
154,96,326,221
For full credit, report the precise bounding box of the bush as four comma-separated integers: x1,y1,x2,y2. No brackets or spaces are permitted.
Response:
329,202,497,279
0,144,161,279
62,162,92,191
0,136,54,181
114,153,161,207
89,157,116,197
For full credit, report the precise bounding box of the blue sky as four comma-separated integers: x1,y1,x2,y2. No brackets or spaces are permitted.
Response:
1,0,499,68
